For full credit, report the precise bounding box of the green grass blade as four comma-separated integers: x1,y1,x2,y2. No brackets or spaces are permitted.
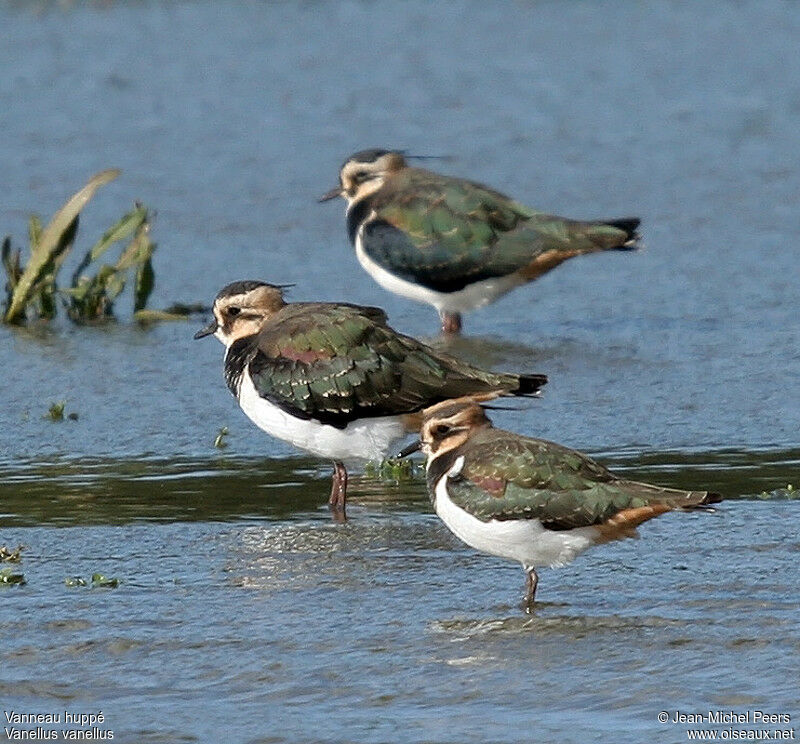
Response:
119,218,156,311
115,219,154,272
90,205,147,262
30,215,80,320
4,169,120,323
70,205,146,288
134,256,155,312
2,237,21,300
28,215,42,248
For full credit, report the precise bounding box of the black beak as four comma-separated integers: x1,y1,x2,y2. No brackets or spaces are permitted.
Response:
397,440,422,458
193,320,217,339
318,186,343,203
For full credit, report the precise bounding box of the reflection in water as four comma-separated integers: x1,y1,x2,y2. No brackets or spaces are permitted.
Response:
433,613,682,636
0,455,431,526
0,449,795,527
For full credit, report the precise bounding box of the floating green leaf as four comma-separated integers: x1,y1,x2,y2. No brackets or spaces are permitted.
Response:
134,309,190,324
134,303,207,325
46,401,66,421
91,573,120,588
0,545,24,563
364,457,418,482
757,485,799,500
163,303,208,315
0,569,26,585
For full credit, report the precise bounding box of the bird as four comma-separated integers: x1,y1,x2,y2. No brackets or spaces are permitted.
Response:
398,399,721,611
194,281,548,520
319,148,641,335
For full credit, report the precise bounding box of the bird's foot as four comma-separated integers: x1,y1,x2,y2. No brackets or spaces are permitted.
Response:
328,502,346,524
328,461,348,523
522,567,538,614
439,311,462,335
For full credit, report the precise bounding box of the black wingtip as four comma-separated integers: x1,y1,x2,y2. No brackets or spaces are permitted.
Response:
515,373,548,396
605,217,641,250
703,491,724,505
606,217,640,234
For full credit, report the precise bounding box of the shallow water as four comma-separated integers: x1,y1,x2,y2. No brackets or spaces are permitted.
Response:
1,1,799,742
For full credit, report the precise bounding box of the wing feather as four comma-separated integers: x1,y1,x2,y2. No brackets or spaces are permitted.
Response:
360,168,634,293
247,303,533,428
445,431,716,529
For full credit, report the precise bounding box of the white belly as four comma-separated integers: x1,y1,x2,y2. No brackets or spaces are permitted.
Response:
355,232,525,314
434,465,598,569
238,371,407,462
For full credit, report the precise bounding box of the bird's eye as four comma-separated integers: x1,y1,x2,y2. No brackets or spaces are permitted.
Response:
435,424,451,436
228,306,241,317
354,170,369,184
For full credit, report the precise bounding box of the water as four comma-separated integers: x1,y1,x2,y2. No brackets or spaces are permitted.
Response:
1,1,799,742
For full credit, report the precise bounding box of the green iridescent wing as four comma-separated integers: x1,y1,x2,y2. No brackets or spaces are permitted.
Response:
446,431,713,528
362,169,636,292
247,304,536,428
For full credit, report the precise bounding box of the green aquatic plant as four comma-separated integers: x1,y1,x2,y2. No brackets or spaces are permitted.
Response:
0,569,26,585
91,573,120,588
0,545,24,563
44,401,78,421
64,202,155,322
135,302,209,325
65,573,120,588
2,169,156,324
757,484,798,500
364,457,418,482
46,401,66,421
214,427,230,449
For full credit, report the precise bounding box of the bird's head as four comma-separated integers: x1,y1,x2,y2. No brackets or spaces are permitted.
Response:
399,398,493,462
319,148,407,205
194,280,289,347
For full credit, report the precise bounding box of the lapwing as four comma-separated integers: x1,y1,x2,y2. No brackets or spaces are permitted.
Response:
320,149,640,335
195,281,548,519
399,399,721,610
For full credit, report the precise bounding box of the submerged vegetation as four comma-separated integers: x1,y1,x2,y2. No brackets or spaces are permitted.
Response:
0,569,26,585
66,574,120,589
44,401,77,421
0,545,24,563
0,546,25,585
2,169,156,325
0,543,118,588
91,573,120,588
364,457,418,482
214,427,230,449
757,484,797,499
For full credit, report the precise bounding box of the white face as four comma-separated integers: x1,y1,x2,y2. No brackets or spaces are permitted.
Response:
212,295,270,346
338,152,405,203
204,285,286,347
420,404,490,459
